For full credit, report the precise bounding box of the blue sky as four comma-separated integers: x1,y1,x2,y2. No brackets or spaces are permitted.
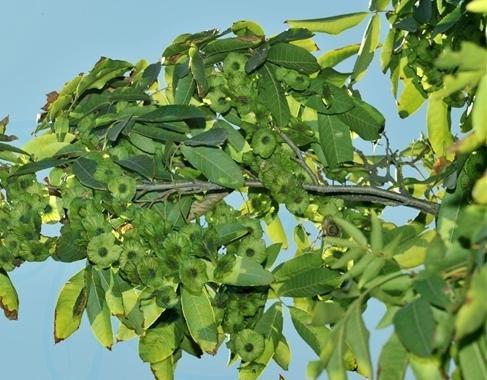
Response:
0,1,424,379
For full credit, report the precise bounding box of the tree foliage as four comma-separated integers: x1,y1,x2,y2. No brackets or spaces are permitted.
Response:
0,0,486,379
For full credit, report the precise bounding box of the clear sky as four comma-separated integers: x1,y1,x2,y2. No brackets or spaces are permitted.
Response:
0,1,423,379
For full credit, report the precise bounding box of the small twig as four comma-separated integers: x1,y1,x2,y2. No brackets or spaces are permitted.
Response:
136,180,440,215
273,126,321,185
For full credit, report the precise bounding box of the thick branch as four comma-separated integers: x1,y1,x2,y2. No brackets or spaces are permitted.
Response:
137,180,439,215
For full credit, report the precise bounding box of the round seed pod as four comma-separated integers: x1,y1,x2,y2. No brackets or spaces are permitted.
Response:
285,190,310,216
179,258,209,295
206,89,231,114
234,329,265,362
223,53,247,76
237,237,267,263
108,176,136,202
251,129,277,158
87,232,122,269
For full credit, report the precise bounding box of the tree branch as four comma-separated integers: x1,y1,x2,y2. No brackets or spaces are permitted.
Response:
137,180,440,215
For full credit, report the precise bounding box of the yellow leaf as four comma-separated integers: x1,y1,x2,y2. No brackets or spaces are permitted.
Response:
265,215,288,249
473,174,487,204
393,230,436,269
427,96,454,158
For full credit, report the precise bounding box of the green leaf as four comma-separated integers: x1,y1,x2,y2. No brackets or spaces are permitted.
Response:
72,157,107,190
472,75,487,142
189,46,208,97
76,58,132,96
138,105,206,123
337,97,384,141
413,274,451,309
174,74,196,105
289,306,331,355
0,142,29,156
151,356,176,380
277,267,341,297
318,114,353,168
107,117,135,142
437,152,485,243
318,43,361,68
267,43,320,74
54,269,87,342
409,355,442,380
380,28,396,73
245,43,270,74
255,302,283,347
54,225,87,263
220,256,274,286
274,336,291,370
21,132,76,161
427,96,453,157
258,64,291,127
393,298,435,357
398,79,427,118
12,157,72,176
0,270,19,320
214,222,248,245
393,230,436,269
116,155,156,180
180,145,244,189
85,267,113,349
203,37,260,56
139,319,183,363
346,301,373,379
378,333,409,380
269,28,314,45
131,123,187,142
459,336,487,380
286,12,369,35
326,322,347,380
181,287,218,354
455,266,487,340
185,128,228,147
370,0,390,11
272,251,323,282
352,14,381,82
432,6,463,36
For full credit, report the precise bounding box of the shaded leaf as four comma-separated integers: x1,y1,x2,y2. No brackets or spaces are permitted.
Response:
393,298,435,357
139,319,183,363
318,114,353,168
116,155,155,180
181,287,218,354
258,64,290,127
277,267,341,297
267,43,320,74
185,128,228,147
346,301,373,379
138,105,206,122
180,145,244,189
337,97,384,141
72,157,107,190
378,333,409,380
289,306,331,355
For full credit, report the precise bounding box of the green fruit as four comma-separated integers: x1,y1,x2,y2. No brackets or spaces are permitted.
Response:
270,175,297,203
0,246,15,271
275,67,290,81
251,128,277,158
87,232,122,268
206,89,231,114
179,258,208,295
234,329,265,362
137,257,165,289
241,218,263,238
108,176,137,202
207,74,226,90
286,190,310,215
284,71,310,91
119,240,146,267
93,160,123,182
82,214,111,238
237,237,267,263
19,241,50,262
154,286,179,309
223,309,245,333
223,53,247,75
